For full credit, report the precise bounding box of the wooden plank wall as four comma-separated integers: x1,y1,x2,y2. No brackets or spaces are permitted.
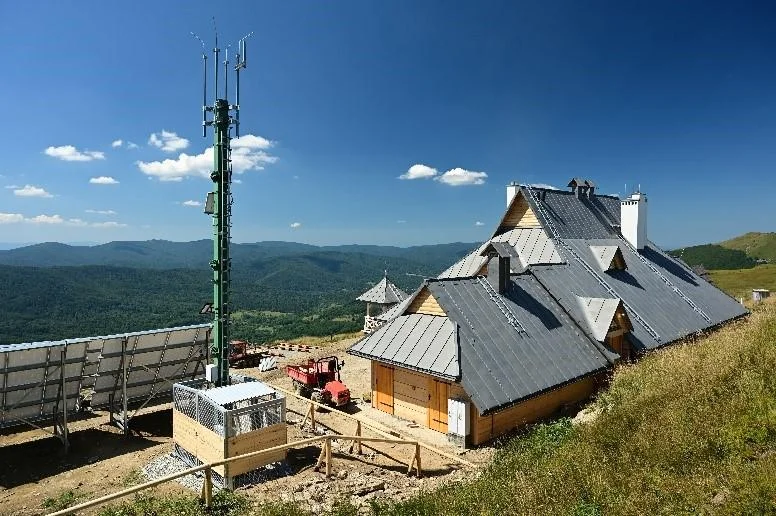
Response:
406,289,446,316
393,368,429,424
499,194,541,230
173,409,227,475
372,362,395,414
471,376,596,445
225,423,288,477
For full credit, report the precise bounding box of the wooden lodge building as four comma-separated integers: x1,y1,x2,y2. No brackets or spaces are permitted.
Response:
348,179,747,446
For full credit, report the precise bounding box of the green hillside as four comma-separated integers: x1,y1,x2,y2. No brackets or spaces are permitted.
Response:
720,231,776,263
669,244,756,270
0,251,440,344
709,264,776,300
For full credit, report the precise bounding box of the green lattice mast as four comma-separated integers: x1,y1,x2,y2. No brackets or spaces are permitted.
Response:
195,29,252,386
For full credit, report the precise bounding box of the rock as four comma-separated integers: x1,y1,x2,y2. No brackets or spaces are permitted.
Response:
337,470,348,480
353,480,386,496
712,488,730,506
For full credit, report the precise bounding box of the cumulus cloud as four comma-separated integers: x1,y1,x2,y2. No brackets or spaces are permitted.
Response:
0,213,25,224
111,139,123,148
85,209,117,215
136,134,278,182
127,141,139,149
290,222,302,229
399,164,438,180
434,168,487,186
44,145,105,162
475,221,485,226
148,130,190,152
529,183,560,190
182,200,202,207
90,176,119,185
0,212,126,227
13,185,53,198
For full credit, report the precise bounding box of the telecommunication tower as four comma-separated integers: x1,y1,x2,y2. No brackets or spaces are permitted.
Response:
193,26,253,386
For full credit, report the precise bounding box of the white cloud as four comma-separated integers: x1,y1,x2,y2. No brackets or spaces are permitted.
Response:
290,222,302,229
0,212,126,227
13,185,53,198
92,221,127,228
4,185,19,189
85,209,117,215
111,139,123,148
475,221,485,226
44,145,105,162
529,183,560,190
182,200,202,207
127,141,139,149
137,134,278,182
29,214,64,224
233,178,243,184
434,168,487,186
148,130,190,152
0,213,24,224
399,164,438,180
396,219,407,224
90,176,119,185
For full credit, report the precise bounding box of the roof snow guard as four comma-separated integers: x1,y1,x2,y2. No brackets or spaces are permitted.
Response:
357,275,409,305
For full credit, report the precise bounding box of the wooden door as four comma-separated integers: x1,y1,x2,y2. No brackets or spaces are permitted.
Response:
373,363,394,414
428,379,449,433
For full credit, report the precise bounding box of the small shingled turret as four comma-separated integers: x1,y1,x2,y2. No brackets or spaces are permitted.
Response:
357,271,409,334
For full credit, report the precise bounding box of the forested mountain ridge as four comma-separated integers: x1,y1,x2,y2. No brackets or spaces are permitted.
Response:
0,248,462,344
0,240,477,269
668,231,775,270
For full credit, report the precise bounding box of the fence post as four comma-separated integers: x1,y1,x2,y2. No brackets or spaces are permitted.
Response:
415,443,422,478
325,437,332,478
310,402,316,434
201,467,213,507
348,421,363,454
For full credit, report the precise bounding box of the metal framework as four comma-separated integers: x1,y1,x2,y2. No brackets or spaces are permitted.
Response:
195,29,252,386
0,324,211,445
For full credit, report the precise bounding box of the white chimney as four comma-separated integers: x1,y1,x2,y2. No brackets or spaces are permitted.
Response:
506,181,520,207
620,192,648,249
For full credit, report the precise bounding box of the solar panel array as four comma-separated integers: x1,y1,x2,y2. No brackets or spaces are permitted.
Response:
0,324,210,435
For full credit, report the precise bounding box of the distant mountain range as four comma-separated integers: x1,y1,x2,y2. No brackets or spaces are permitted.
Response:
669,232,775,270
0,239,477,270
0,240,477,344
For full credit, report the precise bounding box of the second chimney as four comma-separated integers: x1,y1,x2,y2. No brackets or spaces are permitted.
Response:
487,254,510,294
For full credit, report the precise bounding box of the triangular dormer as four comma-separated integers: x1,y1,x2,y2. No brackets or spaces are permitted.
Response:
575,296,632,342
589,245,627,272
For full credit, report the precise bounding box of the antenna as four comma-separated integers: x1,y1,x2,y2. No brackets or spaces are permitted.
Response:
193,25,253,387
234,32,252,138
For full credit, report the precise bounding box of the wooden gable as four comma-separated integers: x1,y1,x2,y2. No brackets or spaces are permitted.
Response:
497,191,541,233
406,287,446,316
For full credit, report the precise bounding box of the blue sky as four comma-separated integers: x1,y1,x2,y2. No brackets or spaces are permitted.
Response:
0,1,774,248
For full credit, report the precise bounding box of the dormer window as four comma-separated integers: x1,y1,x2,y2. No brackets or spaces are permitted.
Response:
590,245,627,272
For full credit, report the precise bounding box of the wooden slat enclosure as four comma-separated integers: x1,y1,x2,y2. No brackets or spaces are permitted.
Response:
471,376,596,445
173,410,227,475
406,289,446,316
226,423,288,476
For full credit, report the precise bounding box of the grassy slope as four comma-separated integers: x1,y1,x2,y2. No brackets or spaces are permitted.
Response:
98,300,776,516
720,232,776,262
709,264,776,299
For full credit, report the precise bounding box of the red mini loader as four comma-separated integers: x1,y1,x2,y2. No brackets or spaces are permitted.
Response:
286,356,351,407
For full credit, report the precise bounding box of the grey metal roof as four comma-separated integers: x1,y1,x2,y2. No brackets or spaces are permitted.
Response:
531,238,748,351
426,276,611,414
357,276,409,305
349,313,459,379
576,296,623,341
522,187,622,239
439,228,563,279
202,380,278,406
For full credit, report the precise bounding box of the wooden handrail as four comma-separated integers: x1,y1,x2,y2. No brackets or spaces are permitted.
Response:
46,434,423,516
